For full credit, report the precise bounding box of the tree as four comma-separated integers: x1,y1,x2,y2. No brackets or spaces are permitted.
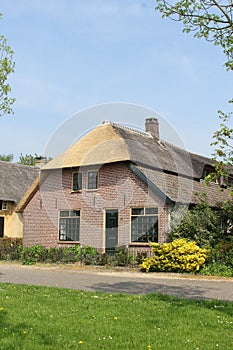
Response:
208,100,233,190
155,1,233,70
17,153,53,166
0,13,15,116
0,153,13,162
155,1,233,182
17,153,36,166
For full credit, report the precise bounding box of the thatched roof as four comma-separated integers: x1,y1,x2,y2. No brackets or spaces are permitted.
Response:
130,164,232,207
18,120,231,209
0,161,40,204
42,121,213,180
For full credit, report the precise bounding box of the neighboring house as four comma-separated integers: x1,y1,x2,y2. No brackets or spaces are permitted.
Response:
16,118,232,250
0,161,39,238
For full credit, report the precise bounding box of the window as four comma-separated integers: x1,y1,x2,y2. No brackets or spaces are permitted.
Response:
202,166,215,180
0,200,8,211
72,172,82,191
59,210,80,241
131,207,158,243
87,171,98,189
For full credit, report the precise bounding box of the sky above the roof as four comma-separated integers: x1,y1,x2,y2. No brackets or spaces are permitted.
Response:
0,0,232,160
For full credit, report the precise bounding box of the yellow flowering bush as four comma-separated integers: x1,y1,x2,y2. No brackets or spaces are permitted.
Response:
140,239,209,273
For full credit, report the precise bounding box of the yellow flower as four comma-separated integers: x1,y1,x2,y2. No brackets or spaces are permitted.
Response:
78,340,83,344
114,316,118,320
147,346,151,350
0,308,4,311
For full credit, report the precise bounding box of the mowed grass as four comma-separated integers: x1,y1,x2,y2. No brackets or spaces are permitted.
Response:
0,283,232,350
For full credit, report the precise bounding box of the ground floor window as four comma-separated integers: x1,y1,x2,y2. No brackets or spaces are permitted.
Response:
59,210,80,241
131,207,158,243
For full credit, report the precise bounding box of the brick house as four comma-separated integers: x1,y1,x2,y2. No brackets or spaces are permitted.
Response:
0,161,39,238
16,118,232,250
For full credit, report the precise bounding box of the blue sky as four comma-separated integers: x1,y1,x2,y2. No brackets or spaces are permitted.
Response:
0,0,232,160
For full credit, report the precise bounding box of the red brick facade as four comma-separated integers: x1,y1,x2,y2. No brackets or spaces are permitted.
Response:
23,162,170,248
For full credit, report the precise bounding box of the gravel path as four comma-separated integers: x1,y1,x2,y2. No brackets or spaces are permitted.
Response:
0,262,233,301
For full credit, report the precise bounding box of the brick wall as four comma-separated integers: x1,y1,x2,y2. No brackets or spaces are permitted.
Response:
23,161,170,248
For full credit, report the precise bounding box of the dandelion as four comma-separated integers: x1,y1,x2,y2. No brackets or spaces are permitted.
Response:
78,340,83,345
0,308,4,311
147,346,151,350
114,316,118,320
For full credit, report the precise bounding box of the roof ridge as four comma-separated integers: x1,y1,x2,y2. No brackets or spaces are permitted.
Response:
0,160,40,170
101,120,152,138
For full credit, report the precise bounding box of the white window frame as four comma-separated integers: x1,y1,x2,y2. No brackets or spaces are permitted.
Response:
59,210,80,242
131,207,159,243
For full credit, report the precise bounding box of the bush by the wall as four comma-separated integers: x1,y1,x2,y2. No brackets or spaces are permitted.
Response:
0,237,22,260
140,239,209,273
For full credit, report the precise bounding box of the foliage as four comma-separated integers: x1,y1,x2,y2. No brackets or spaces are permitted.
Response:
17,154,52,166
140,239,208,273
155,1,233,70
200,263,233,277
155,1,233,184
0,13,15,116
207,102,233,189
0,237,22,260
169,200,220,247
209,241,233,267
114,245,133,266
20,244,82,265
0,153,13,162
17,153,36,166
1,284,233,350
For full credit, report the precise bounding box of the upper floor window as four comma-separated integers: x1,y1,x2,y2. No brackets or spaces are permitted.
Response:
202,166,215,180
0,200,8,211
131,207,158,243
87,171,98,189
72,172,82,191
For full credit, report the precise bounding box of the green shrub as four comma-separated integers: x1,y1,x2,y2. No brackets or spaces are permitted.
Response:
140,239,209,273
114,246,133,266
200,263,233,277
0,237,22,260
80,245,99,265
21,244,48,264
210,241,233,267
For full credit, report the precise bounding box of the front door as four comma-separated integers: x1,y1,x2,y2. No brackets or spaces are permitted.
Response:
0,217,4,238
105,210,118,253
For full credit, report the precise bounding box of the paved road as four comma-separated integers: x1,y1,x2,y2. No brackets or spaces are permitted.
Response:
0,262,233,301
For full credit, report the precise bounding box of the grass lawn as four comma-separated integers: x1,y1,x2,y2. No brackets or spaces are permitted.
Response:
0,283,232,350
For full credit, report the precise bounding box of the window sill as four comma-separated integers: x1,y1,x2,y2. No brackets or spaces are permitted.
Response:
128,242,151,247
71,190,82,193
58,241,80,244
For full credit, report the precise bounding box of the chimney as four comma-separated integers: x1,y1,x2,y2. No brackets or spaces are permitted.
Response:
145,117,159,139
34,156,47,167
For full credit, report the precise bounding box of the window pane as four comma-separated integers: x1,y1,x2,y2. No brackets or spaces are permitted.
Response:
73,172,82,191
59,217,80,241
70,210,80,217
132,208,144,215
145,207,158,215
60,210,69,217
88,171,98,189
131,207,158,243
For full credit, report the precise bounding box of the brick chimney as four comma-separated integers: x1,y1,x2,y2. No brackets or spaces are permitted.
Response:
145,117,159,139
34,156,47,167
